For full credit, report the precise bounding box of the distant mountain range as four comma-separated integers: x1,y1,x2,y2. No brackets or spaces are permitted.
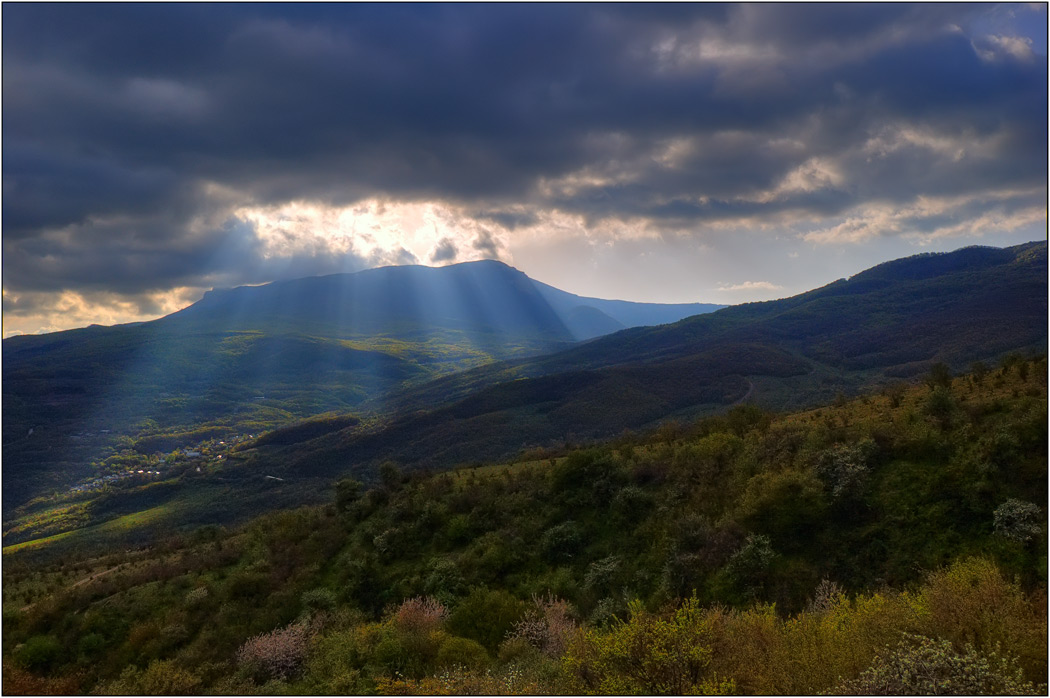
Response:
276,242,1048,477
2,261,720,512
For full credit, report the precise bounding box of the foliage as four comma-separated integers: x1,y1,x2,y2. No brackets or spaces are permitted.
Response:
509,594,578,659
993,499,1042,542
447,588,527,654
2,364,1045,694
564,597,734,695
834,634,1040,695
236,621,312,682
98,659,202,695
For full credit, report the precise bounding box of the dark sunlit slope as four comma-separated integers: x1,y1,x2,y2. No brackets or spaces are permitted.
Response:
167,260,573,342
291,242,1047,474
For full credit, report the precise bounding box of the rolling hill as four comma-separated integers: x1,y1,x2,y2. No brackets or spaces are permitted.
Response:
2,260,720,515
277,242,1048,476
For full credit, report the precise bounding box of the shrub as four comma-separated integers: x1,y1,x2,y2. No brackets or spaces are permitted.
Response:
435,636,489,671
736,470,826,544
925,362,953,390
301,587,337,613
923,386,956,426
611,486,653,524
583,555,622,598
912,557,1047,684
448,588,526,654
993,499,1042,543
815,439,876,500
14,634,63,673
392,596,448,636
509,594,577,658
107,659,202,695
564,597,734,694
423,559,467,604
236,621,310,681
540,521,583,563
835,634,1040,695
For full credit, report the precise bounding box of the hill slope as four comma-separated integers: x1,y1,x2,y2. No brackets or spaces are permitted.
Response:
2,260,722,514
3,364,1045,695
285,242,1047,475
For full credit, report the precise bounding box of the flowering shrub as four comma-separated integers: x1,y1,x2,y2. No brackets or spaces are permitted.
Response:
393,596,448,636
835,634,1040,695
183,586,209,605
993,499,1041,542
508,593,577,658
236,621,310,681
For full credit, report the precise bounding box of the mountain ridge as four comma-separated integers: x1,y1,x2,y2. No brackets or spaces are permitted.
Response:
278,241,1047,477
2,260,724,514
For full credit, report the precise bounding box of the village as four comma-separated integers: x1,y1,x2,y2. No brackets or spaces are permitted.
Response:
66,432,258,496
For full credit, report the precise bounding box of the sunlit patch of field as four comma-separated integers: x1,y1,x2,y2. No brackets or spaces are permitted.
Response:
2,504,173,555
2,501,93,544
449,456,564,487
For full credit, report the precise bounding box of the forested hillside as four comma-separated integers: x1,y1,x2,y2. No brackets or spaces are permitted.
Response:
271,242,1048,477
4,359,1045,695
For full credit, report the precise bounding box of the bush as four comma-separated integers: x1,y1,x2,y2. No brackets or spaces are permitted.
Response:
448,588,526,654
301,587,337,613
815,439,876,500
993,499,1042,543
540,521,583,563
508,594,577,658
435,636,489,671
236,621,311,681
423,559,467,604
392,596,448,636
835,634,1040,695
101,659,202,695
14,634,63,673
564,597,734,694
913,557,1047,684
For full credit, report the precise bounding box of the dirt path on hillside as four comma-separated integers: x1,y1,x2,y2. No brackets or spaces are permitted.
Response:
733,379,755,405
19,564,125,612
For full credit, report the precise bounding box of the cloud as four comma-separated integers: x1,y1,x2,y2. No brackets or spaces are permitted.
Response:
974,34,1036,62
717,281,784,292
1,4,1045,333
430,238,459,263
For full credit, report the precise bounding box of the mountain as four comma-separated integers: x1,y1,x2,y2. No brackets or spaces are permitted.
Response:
280,242,1048,476
2,260,722,514
530,278,723,339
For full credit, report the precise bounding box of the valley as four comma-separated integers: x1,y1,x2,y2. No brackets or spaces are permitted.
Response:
3,243,1045,553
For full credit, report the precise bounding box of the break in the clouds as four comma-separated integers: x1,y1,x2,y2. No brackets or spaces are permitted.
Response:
2,3,1046,335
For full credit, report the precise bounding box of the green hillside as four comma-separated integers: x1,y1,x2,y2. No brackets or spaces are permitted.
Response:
275,242,1048,478
3,361,1045,694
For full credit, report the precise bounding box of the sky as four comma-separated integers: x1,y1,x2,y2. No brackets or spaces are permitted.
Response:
3,3,1047,337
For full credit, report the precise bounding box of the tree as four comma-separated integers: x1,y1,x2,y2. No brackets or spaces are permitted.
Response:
925,362,953,390
993,499,1041,543
335,478,362,513
970,361,989,385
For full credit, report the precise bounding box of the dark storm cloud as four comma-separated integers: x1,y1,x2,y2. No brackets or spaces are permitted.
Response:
430,238,459,264
3,3,1046,302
